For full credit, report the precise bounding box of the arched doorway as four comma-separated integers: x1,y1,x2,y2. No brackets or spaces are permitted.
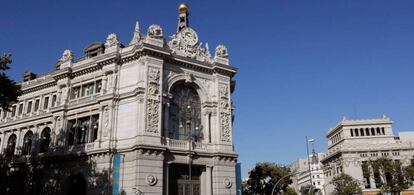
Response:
6,134,17,157
21,131,33,155
40,127,51,153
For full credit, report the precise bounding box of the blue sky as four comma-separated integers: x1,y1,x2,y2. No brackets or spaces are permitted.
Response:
2,0,414,176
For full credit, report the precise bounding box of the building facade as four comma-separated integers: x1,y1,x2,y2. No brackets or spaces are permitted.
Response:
0,4,238,195
291,152,325,195
321,116,414,195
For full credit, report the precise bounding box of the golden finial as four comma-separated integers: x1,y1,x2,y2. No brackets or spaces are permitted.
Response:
178,3,189,13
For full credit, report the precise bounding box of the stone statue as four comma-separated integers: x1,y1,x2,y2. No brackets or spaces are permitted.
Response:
105,33,119,47
59,49,73,62
215,45,228,58
147,25,163,39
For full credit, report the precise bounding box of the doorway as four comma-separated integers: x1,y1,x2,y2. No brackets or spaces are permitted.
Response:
169,164,203,195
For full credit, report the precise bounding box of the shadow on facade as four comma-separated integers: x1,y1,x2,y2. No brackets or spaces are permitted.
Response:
0,129,112,195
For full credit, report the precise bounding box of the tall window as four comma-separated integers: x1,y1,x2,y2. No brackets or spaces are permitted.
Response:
2,109,6,119
6,134,17,157
44,96,49,109
168,84,202,142
27,101,33,113
18,103,23,115
40,127,51,153
34,99,40,112
52,95,57,107
22,131,33,155
67,114,99,145
11,105,16,117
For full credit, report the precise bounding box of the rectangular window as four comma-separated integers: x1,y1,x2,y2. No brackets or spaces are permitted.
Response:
67,114,100,145
355,129,359,136
350,129,354,137
1,109,6,119
382,128,385,135
44,96,49,109
18,103,23,115
95,80,102,93
52,95,57,107
360,129,365,136
366,129,370,136
34,99,40,111
27,101,32,113
70,86,80,99
11,105,16,117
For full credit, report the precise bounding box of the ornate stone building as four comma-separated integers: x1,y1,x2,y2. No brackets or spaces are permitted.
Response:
0,4,238,195
321,116,414,195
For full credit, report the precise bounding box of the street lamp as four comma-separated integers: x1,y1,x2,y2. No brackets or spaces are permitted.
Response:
271,170,309,195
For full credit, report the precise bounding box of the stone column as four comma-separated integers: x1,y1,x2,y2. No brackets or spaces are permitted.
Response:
369,164,376,189
16,129,23,155
206,165,212,195
0,133,6,153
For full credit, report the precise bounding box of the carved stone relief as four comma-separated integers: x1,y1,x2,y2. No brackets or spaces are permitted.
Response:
219,83,231,142
168,27,212,62
146,67,161,133
103,106,109,137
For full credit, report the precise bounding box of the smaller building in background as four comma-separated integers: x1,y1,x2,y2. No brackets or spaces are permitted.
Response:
321,115,414,195
291,152,325,195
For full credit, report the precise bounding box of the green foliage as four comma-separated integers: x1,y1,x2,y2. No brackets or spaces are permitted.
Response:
244,162,292,195
282,187,298,195
0,53,21,110
369,157,413,194
331,173,362,195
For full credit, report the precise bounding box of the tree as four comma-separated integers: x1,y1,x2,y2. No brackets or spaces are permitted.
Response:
0,53,21,110
369,157,414,195
282,187,298,195
331,173,362,195
244,162,292,195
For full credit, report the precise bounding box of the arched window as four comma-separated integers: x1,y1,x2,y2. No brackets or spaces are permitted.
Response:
40,127,51,153
168,84,202,142
22,131,33,155
6,134,17,157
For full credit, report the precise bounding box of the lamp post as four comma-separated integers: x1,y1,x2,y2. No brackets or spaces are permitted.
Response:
271,170,309,195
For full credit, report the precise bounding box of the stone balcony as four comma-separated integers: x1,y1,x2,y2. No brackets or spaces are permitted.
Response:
162,138,207,151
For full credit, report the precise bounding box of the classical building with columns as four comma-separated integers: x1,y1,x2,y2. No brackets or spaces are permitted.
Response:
0,4,238,195
321,116,414,195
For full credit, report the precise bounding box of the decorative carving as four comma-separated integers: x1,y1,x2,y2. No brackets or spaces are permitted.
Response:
223,177,232,189
147,25,163,39
220,112,231,142
168,27,212,62
148,68,161,83
146,67,161,133
215,44,229,59
146,175,158,186
219,83,231,142
103,106,109,137
105,33,119,48
59,50,73,63
219,85,229,97
55,116,63,130
184,73,194,84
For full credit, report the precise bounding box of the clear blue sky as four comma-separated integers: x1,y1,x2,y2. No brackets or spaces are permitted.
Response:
2,0,414,176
